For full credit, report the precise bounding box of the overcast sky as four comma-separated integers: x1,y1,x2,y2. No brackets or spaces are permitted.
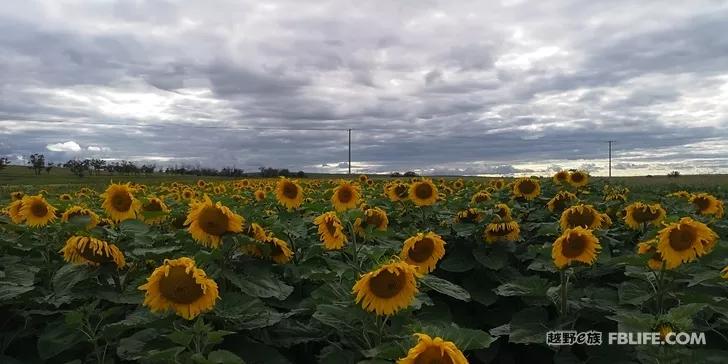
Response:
2,0,728,176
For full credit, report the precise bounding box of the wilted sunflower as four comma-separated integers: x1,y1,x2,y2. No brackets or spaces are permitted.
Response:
7,200,26,224
559,204,608,231
668,190,692,199
456,208,483,223
484,220,520,243
313,212,347,250
637,240,665,270
142,197,170,225
60,236,126,268
512,178,541,201
547,191,577,212
59,193,72,201
398,333,468,364
552,227,601,269
656,217,718,269
493,203,512,221
275,178,304,209
139,257,219,320
10,191,24,201
552,170,570,185
101,183,141,222
61,205,100,229
568,170,589,188
470,191,491,205
353,260,419,316
264,236,294,264
400,232,446,274
254,189,266,202
409,180,438,206
690,193,724,218
624,202,666,230
185,195,244,248
331,181,360,211
244,222,269,241
19,195,57,227
354,207,389,235
490,179,505,190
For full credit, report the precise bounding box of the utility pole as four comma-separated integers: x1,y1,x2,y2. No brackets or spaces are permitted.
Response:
608,140,614,178
348,129,352,175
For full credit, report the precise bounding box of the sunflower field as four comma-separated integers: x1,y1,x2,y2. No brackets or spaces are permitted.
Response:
1,173,728,363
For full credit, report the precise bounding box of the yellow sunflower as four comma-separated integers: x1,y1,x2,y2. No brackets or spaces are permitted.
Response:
181,189,196,200
547,191,577,212
331,180,360,211
400,232,446,274
313,212,347,250
656,217,718,269
490,179,505,189
254,189,266,202
275,178,304,209
19,195,57,227
484,220,521,243
101,183,141,222
354,207,389,236
185,195,244,248
456,208,483,223
60,236,126,268
7,200,26,224
512,178,541,201
264,236,294,264
359,174,368,182
668,190,692,199
493,203,512,221
624,202,666,230
398,333,468,364
552,170,570,185
59,193,72,201
196,180,207,188
10,191,24,201
244,222,269,241
568,170,589,188
470,191,491,205
409,180,438,206
552,227,601,269
637,240,665,270
559,204,608,231
61,205,100,229
139,257,219,320
352,260,419,316
142,197,170,225
690,193,724,218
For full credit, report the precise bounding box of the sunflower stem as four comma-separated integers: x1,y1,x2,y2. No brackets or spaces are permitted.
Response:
559,270,569,318
656,265,666,315
347,221,359,271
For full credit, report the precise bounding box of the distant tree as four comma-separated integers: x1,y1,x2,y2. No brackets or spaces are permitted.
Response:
296,171,305,178
0,157,9,171
90,159,107,176
667,171,681,178
45,162,54,174
403,171,418,177
64,159,90,178
390,172,402,177
27,153,45,175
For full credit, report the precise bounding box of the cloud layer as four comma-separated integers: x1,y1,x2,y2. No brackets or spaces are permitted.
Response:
2,0,728,175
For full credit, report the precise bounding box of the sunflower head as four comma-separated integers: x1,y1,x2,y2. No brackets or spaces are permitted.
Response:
490,179,505,189
637,240,664,270
552,227,601,269
244,222,269,241
668,190,692,199
398,333,468,364
313,212,347,250
139,257,219,320
60,236,126,268
568,171,589,187
185,195,244,248
10,191,25,201
7,200,26,224
275,178,304,209
655,323,675,342
254,189,266,201
547,191,577,212
61,205,100,229
142,197,170,225
19,195,57,227
400,232,446,274
355,207,389,235
656,217,718,269
359,175,368,182
101,183,141,222
512,178,541,200
559,204,607,230
456,208,483,223
690,193,724,218
332,180,360,211
385,183,410,202
264,236,294,264
624,202,666,229
182,189,196,200
484,220,520,243
553,171,570,185
470,191,491,205
59,193,72,201
493,203,512,221
353,260,419,316
409,180,438,206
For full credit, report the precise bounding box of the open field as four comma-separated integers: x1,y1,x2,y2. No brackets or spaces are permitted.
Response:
2,170,728,363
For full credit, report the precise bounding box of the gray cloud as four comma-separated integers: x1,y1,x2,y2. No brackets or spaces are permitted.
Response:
1,0,728,176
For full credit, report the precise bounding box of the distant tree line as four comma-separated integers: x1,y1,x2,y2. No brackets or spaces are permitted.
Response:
390,171,419,177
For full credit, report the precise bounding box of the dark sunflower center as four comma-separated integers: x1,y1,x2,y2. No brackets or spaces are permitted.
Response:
571,173,584,182
556,172,568,181
632,207,660,223
79,241,114,264
561,234,587,258
30,202,48,217
495,207,509,219
395,185,409,198
517,181,536,194
693,197,711,211
111,193,132,212
269,242,284,257
489,223,515,237
365,212,383,228
159,266,204,304
198,206,229,236
144,200,163,211
414,346,454,364
68,211,89,219
474,193,489,203
566,209,597,228
408,237,435,263
414,183,433,199
337,187,353,203
369,269,406,299
668,226,697,251
325,220,337,237
282,183,299,199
